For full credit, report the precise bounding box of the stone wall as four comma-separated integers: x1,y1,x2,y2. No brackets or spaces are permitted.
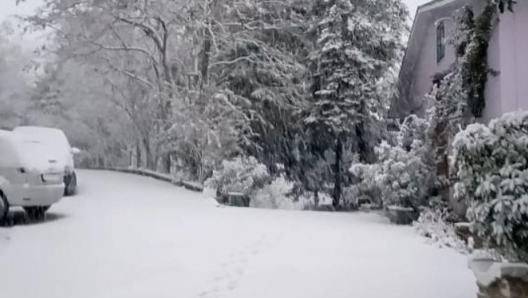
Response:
469,257,528,298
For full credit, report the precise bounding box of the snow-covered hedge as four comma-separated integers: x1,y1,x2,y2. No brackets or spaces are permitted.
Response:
205,156,270,195
452,111,528,261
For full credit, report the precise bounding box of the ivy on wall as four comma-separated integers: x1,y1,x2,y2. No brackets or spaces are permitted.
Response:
426,0,516,199
461,4,494,118
496,0,516,13
448,0,514,118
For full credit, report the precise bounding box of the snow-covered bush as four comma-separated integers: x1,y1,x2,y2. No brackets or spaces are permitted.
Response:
349,162,382,207
397,114,430,150
351,115,434,210
251,176,302,210
414,208,467,252
205,156,270,195
452,111,528,261
299,191,334,210
376,140,432,209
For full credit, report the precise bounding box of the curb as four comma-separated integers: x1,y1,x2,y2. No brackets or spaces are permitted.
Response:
83,167,204,193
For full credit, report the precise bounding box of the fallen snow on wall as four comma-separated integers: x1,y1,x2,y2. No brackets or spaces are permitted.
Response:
0,170,477,298
468,254,528,287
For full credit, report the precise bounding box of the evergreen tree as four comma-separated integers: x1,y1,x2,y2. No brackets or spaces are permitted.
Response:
210,0,312,174
305,0,407,207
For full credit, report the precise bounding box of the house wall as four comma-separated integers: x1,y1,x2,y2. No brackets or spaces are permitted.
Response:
410,10,458,117
494,1,528,119
399,0,528,122
482,15,502,124
414,1,528,124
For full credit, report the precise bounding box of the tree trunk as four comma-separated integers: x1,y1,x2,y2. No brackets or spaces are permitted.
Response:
98,155,105,168
161,153,171,174
356,97,370,163
143,137,154,170
333,137,343,209
200,32,211,86
434,121,450,203
356,122,368,163
136,140,141,168
129,147,133,168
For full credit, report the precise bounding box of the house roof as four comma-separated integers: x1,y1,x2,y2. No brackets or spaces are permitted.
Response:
389,0,469,118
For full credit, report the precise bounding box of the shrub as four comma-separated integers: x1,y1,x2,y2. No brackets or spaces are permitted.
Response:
376,140,433,209
414,208,467,252
349,162,382,207
351,115,434,210
452,111,528,261
251,176,302,210
205,156,270,195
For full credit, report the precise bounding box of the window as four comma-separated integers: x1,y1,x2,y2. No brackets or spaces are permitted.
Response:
436,21,446,63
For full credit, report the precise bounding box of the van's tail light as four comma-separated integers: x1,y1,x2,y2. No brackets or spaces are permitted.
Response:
17,167,27,174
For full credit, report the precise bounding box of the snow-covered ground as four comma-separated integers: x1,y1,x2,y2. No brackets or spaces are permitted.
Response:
0,170,477,298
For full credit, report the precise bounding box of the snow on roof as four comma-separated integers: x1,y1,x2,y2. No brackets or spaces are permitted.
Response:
0,130,62,172
417,0,462,13
13,126,68,139
13,126,72,167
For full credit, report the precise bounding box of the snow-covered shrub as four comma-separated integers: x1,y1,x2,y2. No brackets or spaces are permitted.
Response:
349,162,382,207
251,176,302,210
375,140,432,209
205,156,270,195
299,191,334,210
352,115,435,210
352,141,432,210
397,114,430,150
414,208,467,252
452,111,528,261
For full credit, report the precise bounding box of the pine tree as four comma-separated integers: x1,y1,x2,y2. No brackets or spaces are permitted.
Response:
305,0,407,207
210,0,312,174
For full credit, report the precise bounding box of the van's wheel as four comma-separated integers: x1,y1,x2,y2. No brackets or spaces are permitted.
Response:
65,172,77,196
24,206,48,221
0,193,9,222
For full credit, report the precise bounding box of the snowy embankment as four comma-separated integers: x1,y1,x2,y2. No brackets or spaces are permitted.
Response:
94,167,205,192
0,170,476,298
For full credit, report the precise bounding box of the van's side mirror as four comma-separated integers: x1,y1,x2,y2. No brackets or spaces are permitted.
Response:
72,147,81,155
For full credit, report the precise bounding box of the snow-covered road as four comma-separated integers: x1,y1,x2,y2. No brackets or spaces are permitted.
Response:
0,170,477,298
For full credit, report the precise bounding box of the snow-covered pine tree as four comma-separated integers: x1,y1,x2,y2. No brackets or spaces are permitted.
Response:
305,0,407,207
209,0,312,175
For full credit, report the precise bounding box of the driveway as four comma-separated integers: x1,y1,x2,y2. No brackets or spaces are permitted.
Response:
0,170,477,298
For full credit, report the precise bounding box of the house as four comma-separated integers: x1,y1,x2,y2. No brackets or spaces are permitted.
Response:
391,0,528,123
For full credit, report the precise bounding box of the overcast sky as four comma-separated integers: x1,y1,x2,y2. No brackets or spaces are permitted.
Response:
0,1,42,22
0,0,430,19
0,0,430,49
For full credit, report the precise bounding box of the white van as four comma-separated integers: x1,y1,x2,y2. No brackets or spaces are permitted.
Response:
13,126,80,196
0,130,65,221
